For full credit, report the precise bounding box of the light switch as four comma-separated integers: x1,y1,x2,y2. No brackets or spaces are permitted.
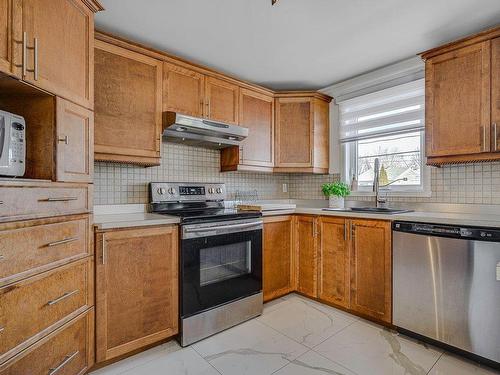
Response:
282,183,288,193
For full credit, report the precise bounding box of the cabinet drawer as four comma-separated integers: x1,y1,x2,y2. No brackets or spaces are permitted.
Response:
0,309,94,375
0,185,91,222
0,215,91,286
0,258,94,363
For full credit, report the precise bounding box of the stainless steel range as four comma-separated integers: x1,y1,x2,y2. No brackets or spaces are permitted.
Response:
149,182,263,346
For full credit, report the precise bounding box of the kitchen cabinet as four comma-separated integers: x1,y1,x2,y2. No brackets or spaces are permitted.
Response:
295,215,319,298
263,216,295,302
493,37,500,151
349,219,392,323
163,61,205,118
0,0,14,77
274,93,331,173
94,38,163,166
318,216,350,309
221,88,274,172
10,0,101,110
205,76,239,125
422,27,500,165
95,225,178,362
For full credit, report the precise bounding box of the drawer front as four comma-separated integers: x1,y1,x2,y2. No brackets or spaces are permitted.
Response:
0,259,93,362
0,186,90,222
0,215,91,286
0,309,94,375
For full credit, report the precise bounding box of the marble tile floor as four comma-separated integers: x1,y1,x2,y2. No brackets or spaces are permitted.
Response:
91,294,499,375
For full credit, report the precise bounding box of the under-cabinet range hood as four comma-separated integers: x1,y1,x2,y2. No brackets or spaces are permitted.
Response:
162,111,248,149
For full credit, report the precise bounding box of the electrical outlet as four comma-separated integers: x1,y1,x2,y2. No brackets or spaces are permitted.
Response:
282,183,288,193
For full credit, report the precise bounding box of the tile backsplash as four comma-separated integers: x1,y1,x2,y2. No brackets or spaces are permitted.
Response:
94,143,289,205
94,142,500,206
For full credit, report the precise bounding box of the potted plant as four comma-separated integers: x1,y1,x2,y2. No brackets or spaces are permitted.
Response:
321,181,351,209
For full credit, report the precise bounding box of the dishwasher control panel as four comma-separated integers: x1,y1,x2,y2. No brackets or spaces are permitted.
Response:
393,221,500,242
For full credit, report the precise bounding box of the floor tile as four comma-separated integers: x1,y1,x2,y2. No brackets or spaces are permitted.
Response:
192,319,308,375
259,296,355,348
119,347,220,375
314,320,442,375
263,296,291,315
429,353,500,375
273,350,358,375
90,341,182,375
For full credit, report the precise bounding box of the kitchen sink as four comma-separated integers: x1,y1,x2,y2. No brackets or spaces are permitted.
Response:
322,207,413,214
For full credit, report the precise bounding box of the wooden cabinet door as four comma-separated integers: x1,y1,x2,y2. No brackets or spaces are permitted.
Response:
94,40,163,166
295,215,318,298
0,0,14,76
15,0,94,109
239,88,274,167
426,41,491,157
163,62,205,118
263,216,294,302
95,226,178,362
318,217,349,309
350,219,392,323
205,76,239,124
492,37,500,153
56,97,93,183
275,98,313,167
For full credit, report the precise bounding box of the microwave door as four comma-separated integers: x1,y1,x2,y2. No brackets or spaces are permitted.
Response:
0,116,8,167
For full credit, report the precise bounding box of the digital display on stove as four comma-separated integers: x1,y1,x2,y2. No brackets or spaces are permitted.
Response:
179,186,205,196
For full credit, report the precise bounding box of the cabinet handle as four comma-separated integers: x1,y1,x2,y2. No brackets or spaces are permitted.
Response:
58,135,69,145
207,99,211,118
47,289,79,306
351,224,356,239
102,240,107,265
25,36,37,79
344,224,347,241
33,37,38,81
0,326,4,333
0,255,5,261
494,123,498,152
482,126,487,152
39,197,78,202
46,237,78,247
48,351,79,375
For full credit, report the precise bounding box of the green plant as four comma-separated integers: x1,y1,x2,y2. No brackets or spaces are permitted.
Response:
321,181,351,198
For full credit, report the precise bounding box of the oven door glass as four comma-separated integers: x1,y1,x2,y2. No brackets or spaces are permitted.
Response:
181,228,262,318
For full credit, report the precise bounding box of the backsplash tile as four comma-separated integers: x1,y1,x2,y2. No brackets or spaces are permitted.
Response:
94,143,289,205
94,143,500,206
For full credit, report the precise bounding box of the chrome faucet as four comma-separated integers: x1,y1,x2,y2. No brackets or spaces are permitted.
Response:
373,158,408,208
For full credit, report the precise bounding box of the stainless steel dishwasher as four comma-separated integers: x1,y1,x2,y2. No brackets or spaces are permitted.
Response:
393,221,500,364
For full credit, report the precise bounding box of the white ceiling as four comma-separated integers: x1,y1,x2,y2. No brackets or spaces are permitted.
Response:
95,0,500,90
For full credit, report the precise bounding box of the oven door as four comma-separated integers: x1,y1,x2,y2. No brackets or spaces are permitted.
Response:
181,219,263,318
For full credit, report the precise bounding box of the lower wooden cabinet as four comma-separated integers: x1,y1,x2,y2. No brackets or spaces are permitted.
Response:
349,219,392,323
295,215,319,298
263,216,295,302
0,309,95,375
95,225,179,362
318,216,350,309
294,215,392,325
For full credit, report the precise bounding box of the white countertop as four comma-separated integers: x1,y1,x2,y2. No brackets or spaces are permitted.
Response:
94,212,180,230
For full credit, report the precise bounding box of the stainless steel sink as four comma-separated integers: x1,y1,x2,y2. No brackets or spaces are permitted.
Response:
322,207,413,215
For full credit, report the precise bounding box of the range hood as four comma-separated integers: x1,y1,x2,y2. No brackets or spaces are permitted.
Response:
162,112,248,149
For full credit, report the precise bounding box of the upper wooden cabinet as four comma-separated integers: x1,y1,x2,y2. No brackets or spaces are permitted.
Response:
94,38,163,166
422,27,500,165
95,225,178,363
221,88,274,172
0,0,14,76
493,37,500,152
349,219,392,324
8,0,102,109
275,93,331,173
263,216,295,302
205,76,239,125
163,62,205,118
318,216,350,309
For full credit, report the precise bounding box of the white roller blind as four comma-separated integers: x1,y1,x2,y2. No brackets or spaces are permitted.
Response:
338,79,425,143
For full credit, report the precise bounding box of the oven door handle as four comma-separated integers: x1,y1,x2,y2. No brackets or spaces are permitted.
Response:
185,222,262,233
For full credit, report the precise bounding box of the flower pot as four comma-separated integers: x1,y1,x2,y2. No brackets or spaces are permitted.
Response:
329,196,345,209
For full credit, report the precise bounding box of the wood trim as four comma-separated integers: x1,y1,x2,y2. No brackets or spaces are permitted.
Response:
272,167,329,174
421,25,500,60
81,0,105,12
93,153,160,167
275,91,333,102
220,163,274,173
427,152,500,166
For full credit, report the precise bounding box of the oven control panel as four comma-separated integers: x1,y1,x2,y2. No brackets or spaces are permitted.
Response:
150,182,226,202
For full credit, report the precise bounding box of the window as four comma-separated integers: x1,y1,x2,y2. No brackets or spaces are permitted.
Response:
339,79,428,194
